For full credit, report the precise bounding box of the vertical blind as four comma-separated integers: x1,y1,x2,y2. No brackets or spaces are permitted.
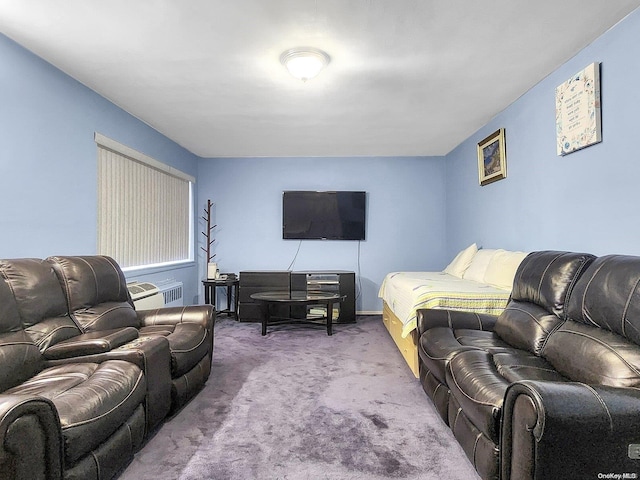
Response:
96,134,193,269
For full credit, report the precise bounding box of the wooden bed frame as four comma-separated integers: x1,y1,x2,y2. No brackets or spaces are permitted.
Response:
382,301,419,378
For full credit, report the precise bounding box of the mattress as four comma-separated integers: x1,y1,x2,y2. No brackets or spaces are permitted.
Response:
378,271,511,337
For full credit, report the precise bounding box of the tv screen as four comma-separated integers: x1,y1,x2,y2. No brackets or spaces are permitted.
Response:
282,191,366,240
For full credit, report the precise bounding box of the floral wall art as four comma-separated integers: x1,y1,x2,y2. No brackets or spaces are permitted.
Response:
556,62,602,155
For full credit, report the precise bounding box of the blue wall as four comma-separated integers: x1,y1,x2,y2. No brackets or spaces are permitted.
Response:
197,156,447,312
444,8,640,258
4,6,640,313
0,34,202,303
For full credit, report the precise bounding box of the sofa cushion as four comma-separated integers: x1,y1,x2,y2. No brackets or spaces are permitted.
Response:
544,319,640,387
48,256,139,331
446,349,508,444
71,301,139,332
0,258,82,350
0,275,43,391
48,256,130,309
511,251,596,318
566,254,640,345
447,347,568,445
0,330,43,392
419,327,511,383
494,302,565,356
6,360,146,465
492,350,568,384
493,251,597,355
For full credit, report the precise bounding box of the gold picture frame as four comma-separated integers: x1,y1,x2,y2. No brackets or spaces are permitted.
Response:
477,128,507,186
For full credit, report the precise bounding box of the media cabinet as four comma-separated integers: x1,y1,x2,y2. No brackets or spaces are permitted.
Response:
238,270,356,324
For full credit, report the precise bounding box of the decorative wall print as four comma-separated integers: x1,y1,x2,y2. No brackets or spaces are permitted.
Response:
556,62,602,155
477,128,507,186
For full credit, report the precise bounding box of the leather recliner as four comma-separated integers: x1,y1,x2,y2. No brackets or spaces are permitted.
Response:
0,256,215,480
0,258,148,480
46,255,214,412
416,250,599,480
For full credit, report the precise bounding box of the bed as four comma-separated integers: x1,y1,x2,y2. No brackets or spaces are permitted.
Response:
379,245,527,377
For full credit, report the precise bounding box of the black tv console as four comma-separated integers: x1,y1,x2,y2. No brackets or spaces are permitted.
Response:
238,270,356,324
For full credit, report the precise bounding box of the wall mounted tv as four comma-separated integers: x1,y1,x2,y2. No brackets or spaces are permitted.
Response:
282,191,366,240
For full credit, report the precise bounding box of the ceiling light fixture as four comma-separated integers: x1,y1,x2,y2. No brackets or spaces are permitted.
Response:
280,47,330,82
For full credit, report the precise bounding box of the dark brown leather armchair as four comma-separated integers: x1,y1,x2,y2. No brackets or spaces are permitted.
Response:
0,258,147,480
0,255,215,480
46,255,214,412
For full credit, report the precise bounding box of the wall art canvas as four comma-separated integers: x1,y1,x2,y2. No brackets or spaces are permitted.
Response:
477,128,506,186
556,62,602,155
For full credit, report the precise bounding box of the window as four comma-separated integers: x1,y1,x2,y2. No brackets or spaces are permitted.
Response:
95,133,194,270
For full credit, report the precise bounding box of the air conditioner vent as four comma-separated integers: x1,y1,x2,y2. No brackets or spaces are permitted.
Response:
127,281,163,309
127,282,159,300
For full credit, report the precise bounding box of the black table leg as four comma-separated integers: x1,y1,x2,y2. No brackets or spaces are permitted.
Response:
233,284,239,320
327,301,333,336
260,303,268,336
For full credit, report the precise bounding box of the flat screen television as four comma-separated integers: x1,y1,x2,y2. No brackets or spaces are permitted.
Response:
282,191,366,240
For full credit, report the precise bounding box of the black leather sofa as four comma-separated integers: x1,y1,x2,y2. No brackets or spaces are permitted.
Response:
0,256,214,480
417,250,640,480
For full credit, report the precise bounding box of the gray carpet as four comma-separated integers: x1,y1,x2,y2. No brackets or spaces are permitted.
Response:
119,315,480,480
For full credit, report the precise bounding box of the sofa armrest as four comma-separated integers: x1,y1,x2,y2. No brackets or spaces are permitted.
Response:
416,309,497,336
137,305,215,331
42,327,139,360
0,395,62,480
502,380,640,480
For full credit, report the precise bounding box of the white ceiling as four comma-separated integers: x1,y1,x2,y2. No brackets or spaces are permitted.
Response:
1,1,639,158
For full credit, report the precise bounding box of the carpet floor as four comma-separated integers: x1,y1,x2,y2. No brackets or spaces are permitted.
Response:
118,315,480,480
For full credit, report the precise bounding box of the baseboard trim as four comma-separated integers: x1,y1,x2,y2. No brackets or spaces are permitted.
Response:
357,310,383,315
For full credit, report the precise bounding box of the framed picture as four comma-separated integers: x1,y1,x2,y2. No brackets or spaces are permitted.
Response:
477,128,507,186
555,62,601,155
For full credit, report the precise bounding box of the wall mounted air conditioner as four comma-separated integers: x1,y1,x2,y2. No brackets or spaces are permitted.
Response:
127,281,164,310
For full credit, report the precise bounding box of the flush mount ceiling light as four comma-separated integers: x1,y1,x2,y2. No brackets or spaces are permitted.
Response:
280,47,330,81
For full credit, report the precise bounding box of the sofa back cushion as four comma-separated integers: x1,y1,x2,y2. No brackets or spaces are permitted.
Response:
0,272,43,391
510,251,596,317
566,254,640,343
494,251,596,355
0,258,82,351
545,254,640,387
48,256,138,332
544,319,640,387
494,303,566,355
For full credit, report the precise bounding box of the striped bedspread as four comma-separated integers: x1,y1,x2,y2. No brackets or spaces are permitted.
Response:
378,271,511,338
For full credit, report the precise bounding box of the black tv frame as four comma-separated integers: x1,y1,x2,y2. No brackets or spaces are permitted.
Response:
282,190,366,241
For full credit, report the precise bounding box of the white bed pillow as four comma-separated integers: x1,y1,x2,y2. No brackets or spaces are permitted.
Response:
443,243,478,278
463,249,498,283
483,249,529,290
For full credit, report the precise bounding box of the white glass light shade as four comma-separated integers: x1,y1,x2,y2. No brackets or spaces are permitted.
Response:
280,48,330,81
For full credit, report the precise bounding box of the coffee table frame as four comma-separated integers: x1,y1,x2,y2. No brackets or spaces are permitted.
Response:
250,290,343,336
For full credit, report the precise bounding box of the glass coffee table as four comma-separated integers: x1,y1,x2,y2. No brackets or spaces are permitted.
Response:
250,291,343,336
